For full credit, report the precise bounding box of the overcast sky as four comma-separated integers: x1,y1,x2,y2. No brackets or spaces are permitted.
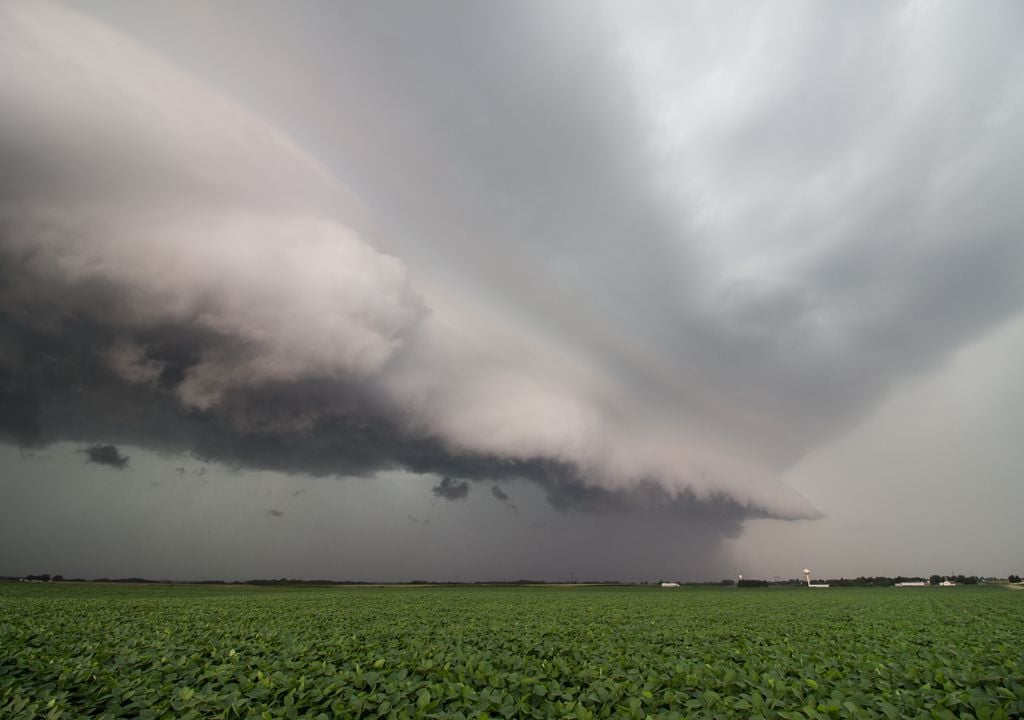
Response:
1,1,1022,581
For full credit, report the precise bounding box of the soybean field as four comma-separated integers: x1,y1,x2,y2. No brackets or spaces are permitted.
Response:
2,583,1022,719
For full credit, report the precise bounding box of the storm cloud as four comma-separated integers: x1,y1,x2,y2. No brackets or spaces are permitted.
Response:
2,0,1024,560
82,443,129,470
491,486,518,513
432,477,470,503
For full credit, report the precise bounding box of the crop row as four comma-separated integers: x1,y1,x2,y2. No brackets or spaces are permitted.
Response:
2,584,1022,719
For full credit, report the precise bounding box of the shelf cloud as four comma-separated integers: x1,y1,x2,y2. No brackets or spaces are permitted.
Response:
2,1,1023,544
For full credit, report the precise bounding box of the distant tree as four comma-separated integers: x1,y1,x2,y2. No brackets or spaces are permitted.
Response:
930,575,942,586
1009,574,1021,584
737,578,769,587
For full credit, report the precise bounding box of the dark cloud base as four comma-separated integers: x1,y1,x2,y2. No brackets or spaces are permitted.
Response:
0,282,769,542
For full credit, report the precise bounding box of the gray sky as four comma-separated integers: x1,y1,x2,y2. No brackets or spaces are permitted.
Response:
1,1,1022,581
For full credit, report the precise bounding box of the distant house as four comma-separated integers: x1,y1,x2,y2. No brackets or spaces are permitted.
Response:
895,581,928,587
940,580,957,586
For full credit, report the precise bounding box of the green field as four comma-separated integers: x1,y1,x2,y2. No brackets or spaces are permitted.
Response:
2,583,1022,719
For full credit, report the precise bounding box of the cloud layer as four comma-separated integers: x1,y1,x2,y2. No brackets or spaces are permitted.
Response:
3,2,1023,531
